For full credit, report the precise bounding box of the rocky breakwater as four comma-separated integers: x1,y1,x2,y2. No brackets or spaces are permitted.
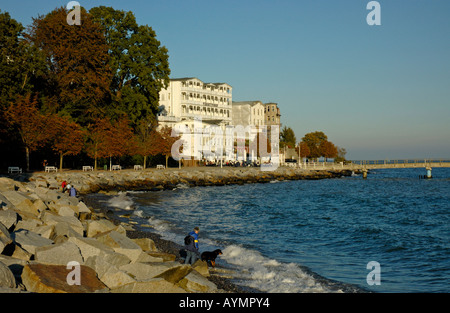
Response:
0,176,217,293
23,167,353,195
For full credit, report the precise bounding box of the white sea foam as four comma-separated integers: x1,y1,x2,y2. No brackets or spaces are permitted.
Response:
107,192,135,210
147,216,171,233
141,214,338,293
221,245,338,293
133,209,145,218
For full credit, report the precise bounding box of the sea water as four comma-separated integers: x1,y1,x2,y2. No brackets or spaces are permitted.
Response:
91,168,450,293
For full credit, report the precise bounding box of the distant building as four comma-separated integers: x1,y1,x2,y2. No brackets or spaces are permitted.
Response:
158,77,232,127
264,102,281,129
158,77,233,162
232,100,265,128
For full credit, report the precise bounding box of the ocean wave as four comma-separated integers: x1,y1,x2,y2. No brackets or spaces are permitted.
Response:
107,192,135,210
221,245,340,293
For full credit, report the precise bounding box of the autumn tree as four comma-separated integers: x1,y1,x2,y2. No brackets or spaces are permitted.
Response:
133,117,167,168
28,7,113,126
0,10,47,159
51,115,85,171
85,117,110,170
302,131,328,159
295,141,310,160
86,116,134,170
320,140,338,161
89,6,170,127
5,94,53,171
158,126,181,168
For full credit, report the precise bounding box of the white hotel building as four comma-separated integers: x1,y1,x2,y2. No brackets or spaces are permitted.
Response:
158,77,234,161
158,77,232,125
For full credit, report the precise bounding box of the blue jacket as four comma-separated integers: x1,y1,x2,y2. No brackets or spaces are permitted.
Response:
69,187,77,197
185,231,199,252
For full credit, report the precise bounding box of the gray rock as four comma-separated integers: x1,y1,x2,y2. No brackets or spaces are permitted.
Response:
11,229,53,255
0,209,18,231
0,261,16,288
35,241,83,265
0,222,13,254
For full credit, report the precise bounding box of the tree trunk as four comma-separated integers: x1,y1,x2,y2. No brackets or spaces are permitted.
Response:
94,156,97,171
143,155,147,169
26,146,30,172
165,155,169,168
59,153,63,171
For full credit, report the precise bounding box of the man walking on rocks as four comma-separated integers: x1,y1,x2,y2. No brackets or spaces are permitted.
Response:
184,227,200,265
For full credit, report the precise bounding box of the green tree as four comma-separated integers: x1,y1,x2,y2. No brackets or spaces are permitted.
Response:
280,126,296,149
89,6,171,127
0,10,46,106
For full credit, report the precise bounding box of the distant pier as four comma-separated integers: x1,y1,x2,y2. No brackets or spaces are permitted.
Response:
289,159,450,179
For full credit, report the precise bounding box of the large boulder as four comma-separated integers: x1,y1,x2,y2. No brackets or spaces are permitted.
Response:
94,230,143,262
0,261,16,288
11,229,53,255
119,262,173,281
178,269,217,293
41,212,84,237
0,222,13,254
154,264,193,284
68,237,115,261
110,278,186,293
96,264,135,289
131,237,157,252
192,259,210,277
0,209,18,231
85,219,117,238
84,253,131,279
1,191,39,217
21,263,107,293
35,242,83,265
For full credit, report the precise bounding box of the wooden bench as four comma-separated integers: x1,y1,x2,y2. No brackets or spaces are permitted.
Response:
45,166,58,173
156,164,165,169
134,165,143,170
8,167,22,174
111,165,121,171
82,166,94,171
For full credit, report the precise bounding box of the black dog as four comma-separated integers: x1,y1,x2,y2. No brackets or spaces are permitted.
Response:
201,249,223,267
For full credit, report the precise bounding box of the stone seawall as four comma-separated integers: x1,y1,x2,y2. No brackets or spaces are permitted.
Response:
24,167,353,195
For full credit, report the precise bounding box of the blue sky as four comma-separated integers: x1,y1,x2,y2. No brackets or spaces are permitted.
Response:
3,0,450,159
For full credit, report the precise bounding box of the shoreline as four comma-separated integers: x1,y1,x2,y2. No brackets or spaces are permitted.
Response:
1,166,354,293
81,194,253,293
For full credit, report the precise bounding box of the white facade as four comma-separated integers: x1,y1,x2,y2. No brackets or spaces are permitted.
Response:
158,78,233,161
232,101,265,127
158,77,232,127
